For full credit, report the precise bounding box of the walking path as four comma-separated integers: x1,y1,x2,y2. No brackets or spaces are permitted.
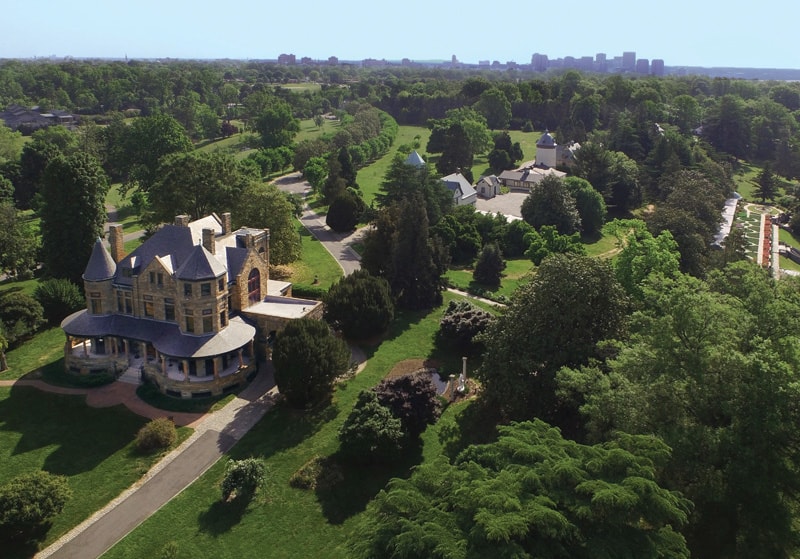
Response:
272,172,365,276
36,365,280,559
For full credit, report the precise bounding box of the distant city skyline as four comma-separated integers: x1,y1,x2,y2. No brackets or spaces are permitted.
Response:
3,0,800,70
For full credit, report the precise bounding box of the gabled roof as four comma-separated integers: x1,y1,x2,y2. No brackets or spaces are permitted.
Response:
441,172,477,199
175,244,226,281
83,239,117,281
405,150,426,167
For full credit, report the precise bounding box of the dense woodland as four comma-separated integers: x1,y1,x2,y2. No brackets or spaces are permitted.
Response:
2,59,800,558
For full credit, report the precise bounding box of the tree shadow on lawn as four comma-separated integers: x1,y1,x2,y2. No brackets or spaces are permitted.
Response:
315,442,424,525
2,519,55,559
226,401,339,463
0,384,146,476
197,493,252,536
437,398,501,461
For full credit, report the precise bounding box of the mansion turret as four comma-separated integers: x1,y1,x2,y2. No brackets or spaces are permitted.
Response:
61,212,322,398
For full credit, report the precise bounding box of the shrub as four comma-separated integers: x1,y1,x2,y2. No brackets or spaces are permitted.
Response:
374,374,442,438
438,299,495,353
221,458,265,501
324,270,394,340
0,470,72,540
273,318,350,409
34,278,85,325
0,291,45,347
338,391,406,465
135,417,177,453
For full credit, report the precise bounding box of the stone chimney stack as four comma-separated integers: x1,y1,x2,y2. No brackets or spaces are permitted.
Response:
221,212,232,235
108,224,125,263
202,228,215,254
174,215,190,227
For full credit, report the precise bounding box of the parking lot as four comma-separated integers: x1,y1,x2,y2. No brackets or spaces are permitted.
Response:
475,192,527,219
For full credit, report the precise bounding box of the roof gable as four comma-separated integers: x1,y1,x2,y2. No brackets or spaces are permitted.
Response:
176,244,226,281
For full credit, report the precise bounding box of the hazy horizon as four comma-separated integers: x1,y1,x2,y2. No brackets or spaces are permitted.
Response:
3,0,799,70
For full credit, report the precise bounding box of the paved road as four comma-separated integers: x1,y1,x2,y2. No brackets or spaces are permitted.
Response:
273,172,365,276
37,366,279,559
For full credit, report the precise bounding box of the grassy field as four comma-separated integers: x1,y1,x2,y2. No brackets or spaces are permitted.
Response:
103,291,489,559
356,125,430,206
446,258,533,299
286,221,343,290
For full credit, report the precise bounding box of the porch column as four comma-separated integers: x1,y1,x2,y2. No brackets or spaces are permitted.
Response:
83,339,89,357
123,339,130,359
248,339,255,358
161,354,166,375
140,342,147,360
238,348,244,368
213,357,219,379
182,360,189,380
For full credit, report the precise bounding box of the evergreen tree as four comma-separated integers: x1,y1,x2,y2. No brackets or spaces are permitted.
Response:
472,243,506,286
324,270,394,340
40,153,108,284
753,164,778,203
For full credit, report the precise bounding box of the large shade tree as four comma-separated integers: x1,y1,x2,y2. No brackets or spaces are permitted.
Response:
349,420,691,559
233,182,302,265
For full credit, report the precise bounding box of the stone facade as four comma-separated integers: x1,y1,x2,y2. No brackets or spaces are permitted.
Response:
62,213,323,398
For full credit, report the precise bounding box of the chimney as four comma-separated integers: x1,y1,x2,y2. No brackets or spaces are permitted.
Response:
174,215,190,227
221,212,232,235
108,224,124,263
202,228,215,254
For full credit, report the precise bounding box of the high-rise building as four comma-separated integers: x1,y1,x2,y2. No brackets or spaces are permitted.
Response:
636,58,650,74
531,52,549,72
622,51,636,71
651,59,665,76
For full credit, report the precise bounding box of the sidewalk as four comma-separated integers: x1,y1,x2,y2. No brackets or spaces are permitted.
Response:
36,365,279,559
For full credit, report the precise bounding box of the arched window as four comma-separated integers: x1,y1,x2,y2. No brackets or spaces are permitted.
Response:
247,268,261,304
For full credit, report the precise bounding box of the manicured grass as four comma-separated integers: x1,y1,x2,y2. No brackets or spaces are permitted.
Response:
0,327,65,381
295,117,339,144
0,385,190,558
446,258,533,300
288,221,343,290
0,274,41,298
779,226,800,250
103,292,489,559
195,131,257,157
582,231,620,259
470,129,541,180
105,183,128,209
356,125,430,206
124,237,144,254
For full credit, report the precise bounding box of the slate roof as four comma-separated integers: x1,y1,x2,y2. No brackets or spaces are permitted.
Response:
536,130,556,148
175,244,226,280
441,172,477,200
83,239,117,281
405,150,426,167
62,311,255,359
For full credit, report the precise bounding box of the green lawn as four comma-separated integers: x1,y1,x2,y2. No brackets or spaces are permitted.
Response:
295,117,339,144
446,258,533,300
103,292,491,559
470,129,541,180
0,327,65,381
287,221,343,290
356,125,430,206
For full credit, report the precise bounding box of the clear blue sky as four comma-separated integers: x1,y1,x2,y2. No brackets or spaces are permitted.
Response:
3,0,799,69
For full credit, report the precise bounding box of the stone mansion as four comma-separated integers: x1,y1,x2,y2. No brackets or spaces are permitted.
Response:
61,212,322,398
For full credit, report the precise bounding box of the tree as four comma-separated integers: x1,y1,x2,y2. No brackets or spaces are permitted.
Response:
272,318,350,409
40,153,108,284
0,202,39,279
476,254,628,423
472,242,505,286
377,154,452,226
475,87,512,130
109,113,192,195
524,225,586,265
325,190,362,232
0,471,72,541
221,458,265,501
255,100,300,149
148,151,248,224
564,176,606,235
0,330,7,372
374,374,442,438
233,182,302,265
135,417,177,453
34,279,85,326
521,175,581,234
302,156,328,190
388,195,445,310
0,291,45,348
753,164,778,203
349,420,691,559
703,94,751,158
324,270,394,340
606,219,681,299
437,299,495,354
338,390,406,465
559,271,800,558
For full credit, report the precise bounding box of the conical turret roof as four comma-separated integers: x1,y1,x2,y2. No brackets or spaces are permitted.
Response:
83,238,116,281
